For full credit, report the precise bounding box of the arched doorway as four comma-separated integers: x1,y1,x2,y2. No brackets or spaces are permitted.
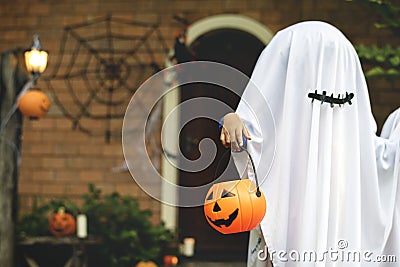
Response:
176,15,273,261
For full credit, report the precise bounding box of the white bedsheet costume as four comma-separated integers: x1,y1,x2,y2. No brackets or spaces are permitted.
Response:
234,21,400,266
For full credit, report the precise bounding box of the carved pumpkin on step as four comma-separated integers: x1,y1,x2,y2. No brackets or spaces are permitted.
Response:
204,179,266,234
49,207,76,237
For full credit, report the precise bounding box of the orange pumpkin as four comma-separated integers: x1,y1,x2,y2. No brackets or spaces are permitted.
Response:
204,179,266,234
163,255,178,266
135,261,158,267
18,89,50,118
49,207,76,237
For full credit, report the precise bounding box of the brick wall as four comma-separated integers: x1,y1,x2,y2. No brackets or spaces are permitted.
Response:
0,0,399,224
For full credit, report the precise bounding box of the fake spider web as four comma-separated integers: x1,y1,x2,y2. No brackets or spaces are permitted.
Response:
43,15,169,142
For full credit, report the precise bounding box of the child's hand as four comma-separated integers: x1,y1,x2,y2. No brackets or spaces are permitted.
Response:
220,113,251,151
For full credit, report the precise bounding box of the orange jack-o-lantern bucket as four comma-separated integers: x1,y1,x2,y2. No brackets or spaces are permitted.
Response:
18,89,50,119
204,149,266,234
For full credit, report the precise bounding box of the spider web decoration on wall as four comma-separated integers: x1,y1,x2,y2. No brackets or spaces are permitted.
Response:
43,15,169,142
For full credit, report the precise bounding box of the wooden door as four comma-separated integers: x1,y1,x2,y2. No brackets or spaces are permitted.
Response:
178,29,265,261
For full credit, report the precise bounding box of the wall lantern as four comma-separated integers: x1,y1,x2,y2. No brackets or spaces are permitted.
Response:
24,34,48,77
0,34,50,134
16,34,50,119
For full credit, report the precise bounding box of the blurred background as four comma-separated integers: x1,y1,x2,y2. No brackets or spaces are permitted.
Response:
0,0,399,266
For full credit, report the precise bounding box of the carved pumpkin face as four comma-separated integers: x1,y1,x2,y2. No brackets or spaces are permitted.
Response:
48,208,76,237
204,179,266,234
18,89,50,119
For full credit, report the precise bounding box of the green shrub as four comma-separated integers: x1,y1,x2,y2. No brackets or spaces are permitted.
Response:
81,184,175,266
18,184,175,267
350,0,400,79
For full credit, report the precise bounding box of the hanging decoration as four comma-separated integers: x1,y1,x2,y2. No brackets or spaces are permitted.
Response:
18,89,51,119
43,15,169,142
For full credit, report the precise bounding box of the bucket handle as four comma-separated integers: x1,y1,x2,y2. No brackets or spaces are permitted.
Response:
214,148,262,197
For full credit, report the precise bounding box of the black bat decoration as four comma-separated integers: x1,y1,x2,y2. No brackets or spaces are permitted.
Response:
308,90,354,108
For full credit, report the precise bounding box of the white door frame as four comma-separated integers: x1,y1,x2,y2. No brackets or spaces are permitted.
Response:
160,14,273,230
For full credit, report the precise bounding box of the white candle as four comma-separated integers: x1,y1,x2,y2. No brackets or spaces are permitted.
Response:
182,237,195,257
76,214,87,238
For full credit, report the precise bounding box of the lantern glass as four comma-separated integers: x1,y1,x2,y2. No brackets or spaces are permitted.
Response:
24,48,48,74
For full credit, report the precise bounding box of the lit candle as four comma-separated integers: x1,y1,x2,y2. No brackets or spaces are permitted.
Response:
76,214,87,238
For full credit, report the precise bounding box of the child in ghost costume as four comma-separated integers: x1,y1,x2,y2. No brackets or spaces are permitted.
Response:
220,21,400,266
